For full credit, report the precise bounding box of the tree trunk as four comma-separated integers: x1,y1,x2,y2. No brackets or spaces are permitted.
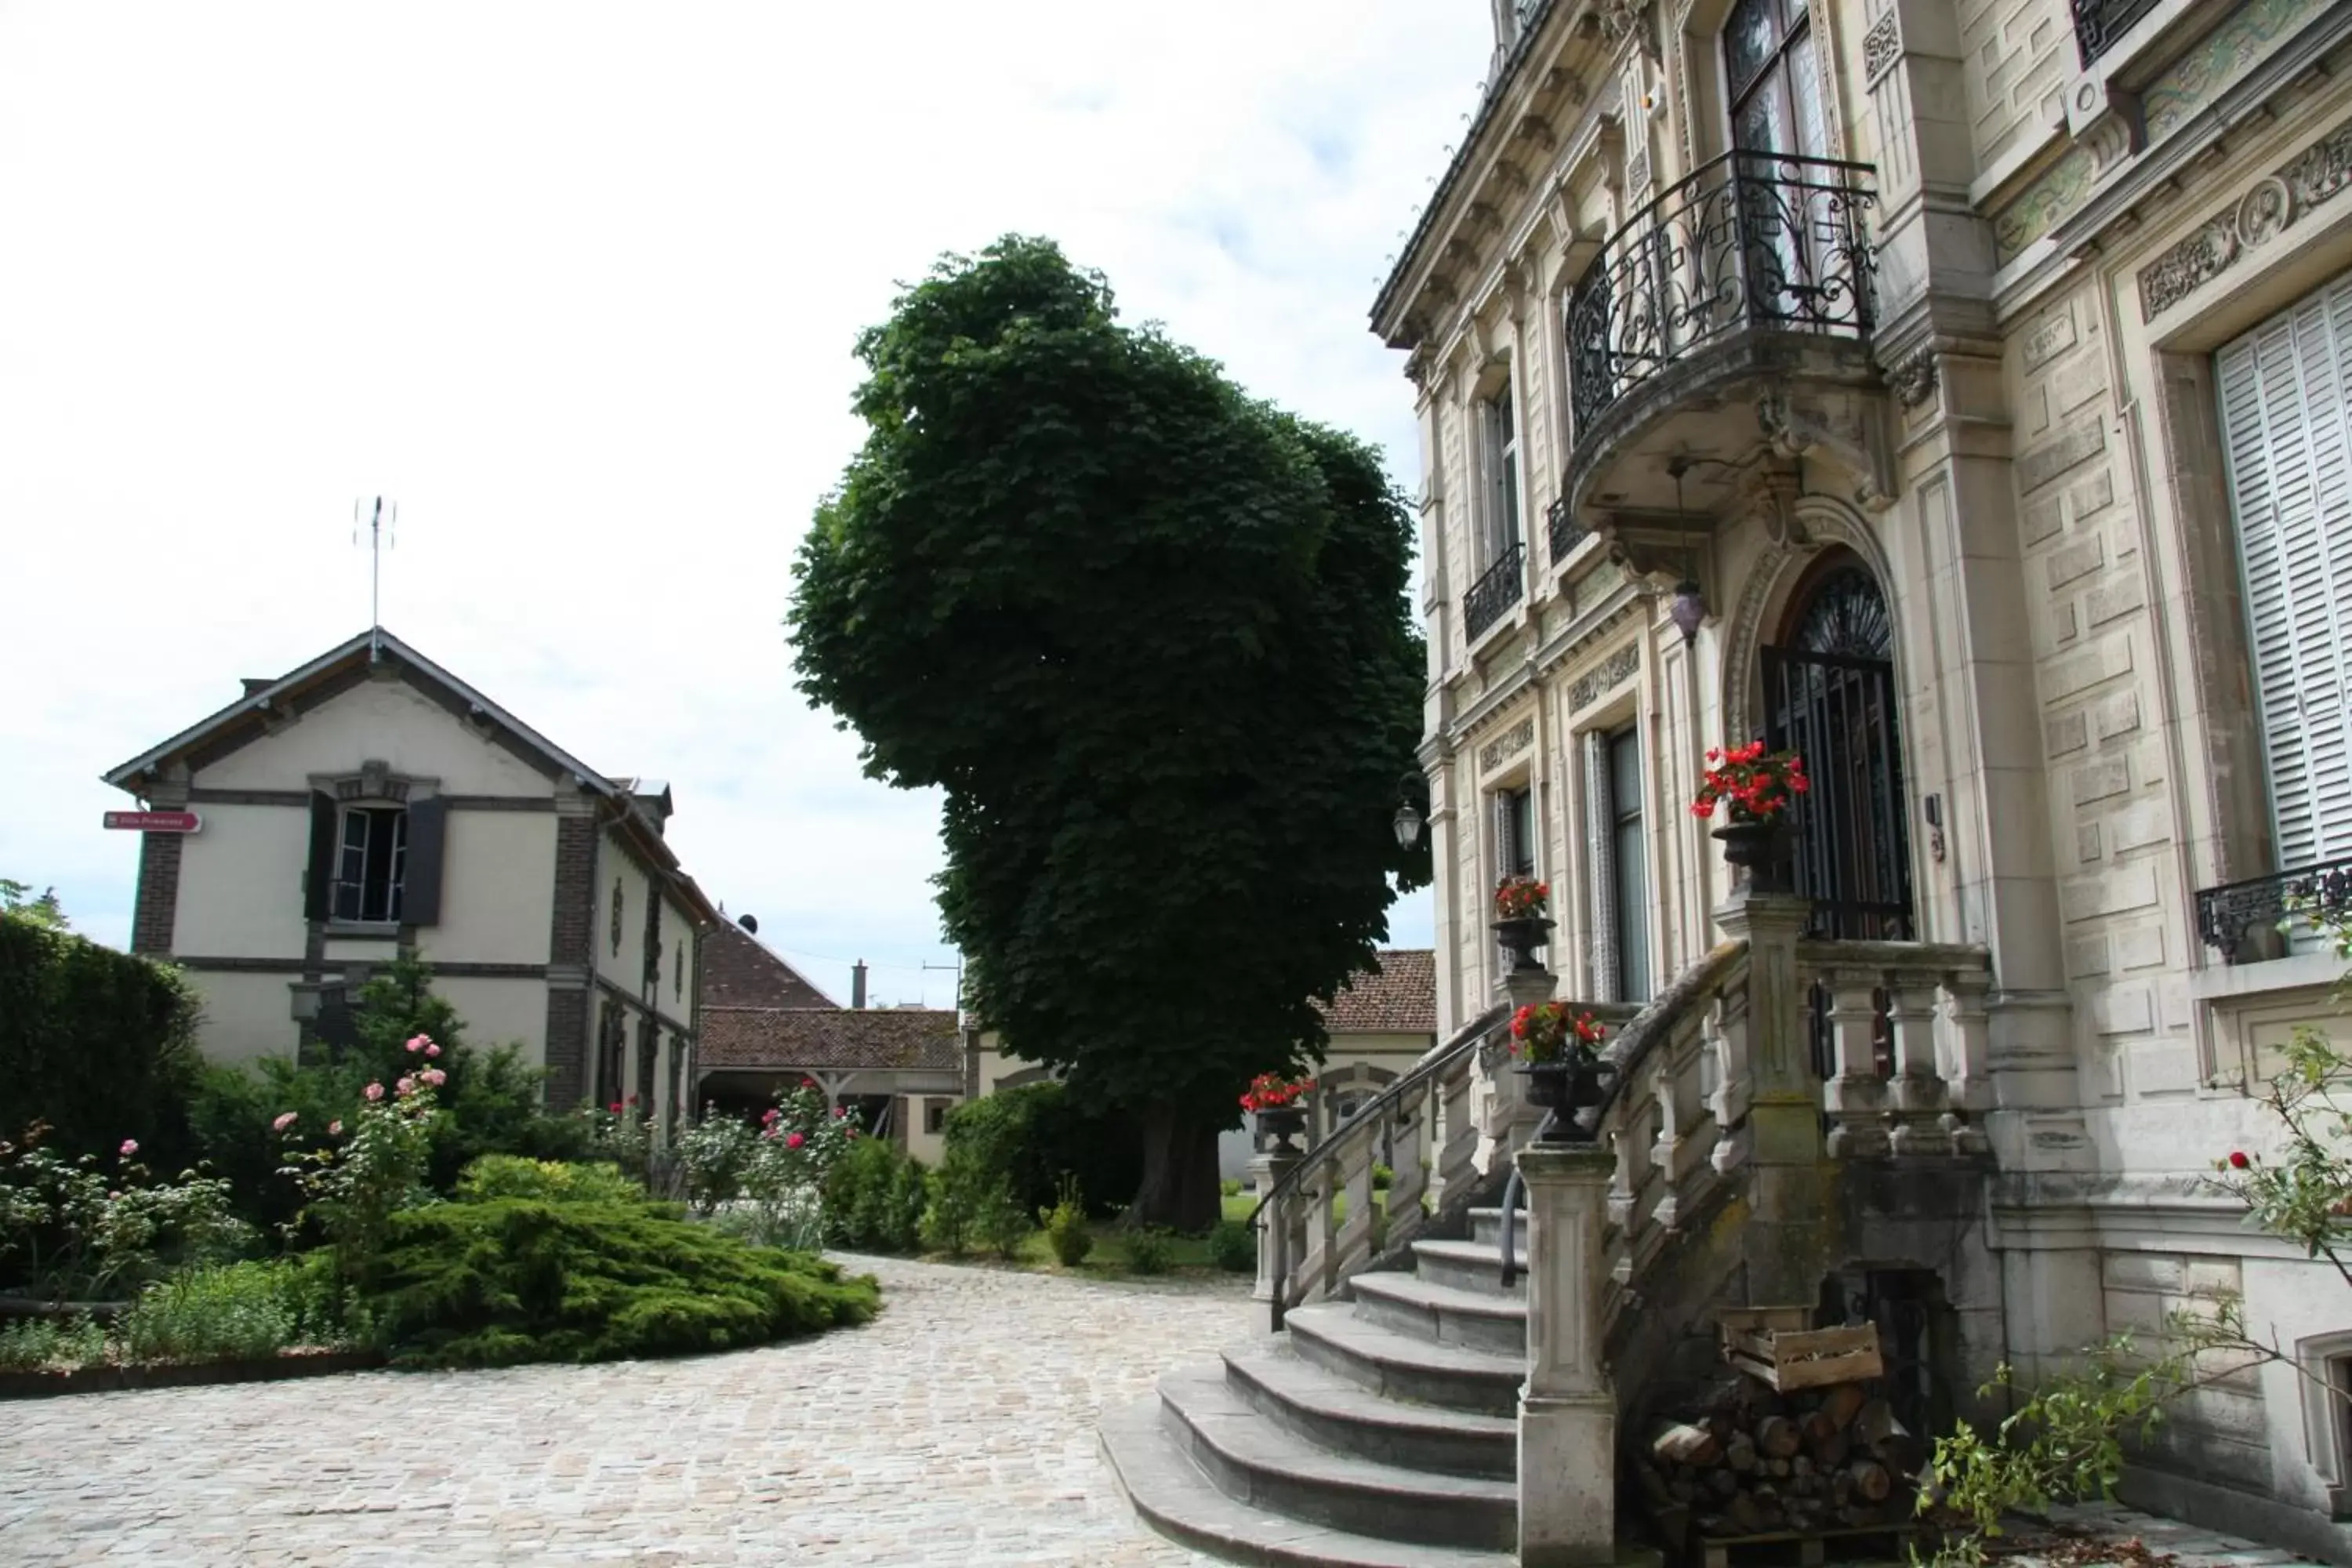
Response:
1129,1103,1221,1229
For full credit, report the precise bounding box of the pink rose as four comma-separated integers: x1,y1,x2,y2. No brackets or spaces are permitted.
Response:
364,1083,385,1102
422,1068,447,1087
328,1120,343,1135
425,1043,441,1058
786,1131,805,1149
272,1112,299,1132
405,1034,430,1054
118,1139,138,1157
396,1076,416,1097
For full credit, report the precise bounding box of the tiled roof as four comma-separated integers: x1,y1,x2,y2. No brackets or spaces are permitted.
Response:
1315,949,1437,1034
699,1006,962,1073
699,922,835,1010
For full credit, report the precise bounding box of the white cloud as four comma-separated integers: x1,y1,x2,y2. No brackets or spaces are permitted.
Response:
0,1,1483,1006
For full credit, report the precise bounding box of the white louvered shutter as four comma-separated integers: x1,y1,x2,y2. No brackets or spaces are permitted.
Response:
2216,272,2352,871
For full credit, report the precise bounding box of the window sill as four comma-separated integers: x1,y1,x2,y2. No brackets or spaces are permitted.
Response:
2190,949,2341,1002
325,920,401,941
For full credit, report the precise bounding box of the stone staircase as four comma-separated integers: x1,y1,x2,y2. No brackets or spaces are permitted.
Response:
1100,1205,1529,1568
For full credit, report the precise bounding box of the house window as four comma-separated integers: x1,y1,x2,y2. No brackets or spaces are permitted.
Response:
1727,0,1827,161
1497,784,1536,879
1607,727,1652,1003
674,940,685,1000
610,880,624,956
2216,274,2352,879
332,806,406,923
924,1099,949,1136
1483,383,1522,559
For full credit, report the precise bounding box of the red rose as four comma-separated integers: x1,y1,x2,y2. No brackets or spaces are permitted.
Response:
2228,1150,2251,1170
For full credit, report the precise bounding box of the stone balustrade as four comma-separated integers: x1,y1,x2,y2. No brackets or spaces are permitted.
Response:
1795,938,1994,1158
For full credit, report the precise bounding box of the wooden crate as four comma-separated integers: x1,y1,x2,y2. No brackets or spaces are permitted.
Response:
1691,1522,1927,1568
1720,1322,1882,1392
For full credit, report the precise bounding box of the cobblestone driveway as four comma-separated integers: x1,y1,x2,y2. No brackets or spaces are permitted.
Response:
0,1255,1256,1566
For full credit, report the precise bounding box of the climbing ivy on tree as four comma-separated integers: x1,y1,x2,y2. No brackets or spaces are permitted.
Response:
789,235,1428,1228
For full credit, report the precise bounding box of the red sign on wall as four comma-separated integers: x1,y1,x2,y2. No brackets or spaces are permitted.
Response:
103,811,202,833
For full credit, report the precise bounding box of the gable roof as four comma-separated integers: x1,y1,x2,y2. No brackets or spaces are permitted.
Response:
101,626,721,928
699,1006,962,1073
700,921,837,1010
1315,949,1437,1034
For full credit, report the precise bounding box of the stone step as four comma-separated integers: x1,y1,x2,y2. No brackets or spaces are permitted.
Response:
1283,1302,1523,1417
1221,1340,1516,1480
1100,1396,1520,1568
1470,1205,1537,1249
1409,1236,1523,1298
1157,1364,1518,1553
1347,1270,1527,1357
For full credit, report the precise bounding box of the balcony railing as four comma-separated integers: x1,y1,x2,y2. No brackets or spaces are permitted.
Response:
2197,855,2352,964
2071,0,2162,65
1545,495,1585,568
1462,539,1526,641
1567,151,1877,437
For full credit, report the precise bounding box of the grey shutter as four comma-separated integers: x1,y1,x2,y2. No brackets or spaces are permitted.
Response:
303,793,337,922
402,797,448,926
2217,274,2352,871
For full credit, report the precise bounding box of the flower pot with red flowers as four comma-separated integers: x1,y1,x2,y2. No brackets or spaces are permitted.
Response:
1240,1073,1316,1153
1690,742,1809,893
1491,874,1555,973
1508,1004,1613,1142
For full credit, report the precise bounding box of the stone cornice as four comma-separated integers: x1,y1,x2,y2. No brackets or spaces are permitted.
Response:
1533,584,1644,681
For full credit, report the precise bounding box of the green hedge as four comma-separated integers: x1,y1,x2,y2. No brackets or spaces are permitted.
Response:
0,914,202,1165
362,1196,880,1367
942,1081,1142,1219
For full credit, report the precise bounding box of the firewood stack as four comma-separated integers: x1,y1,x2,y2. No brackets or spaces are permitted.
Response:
1630,1321,1927,1552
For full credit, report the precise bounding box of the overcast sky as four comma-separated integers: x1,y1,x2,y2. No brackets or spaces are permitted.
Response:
0,2,1485,1010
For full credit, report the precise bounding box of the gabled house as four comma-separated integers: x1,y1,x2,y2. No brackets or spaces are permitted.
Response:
101,628,720,1129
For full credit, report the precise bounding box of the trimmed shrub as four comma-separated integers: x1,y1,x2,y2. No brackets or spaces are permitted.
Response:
1207,1218,1256,1273
975,1182,1033,1261
361,1197,879,1367
1040,1175,1093,1268
454,1156,644,1207
0,913,203,1170
1122,1225,1176,1276
1371,1163,1393,1191
822,1138,926,1254
1218,1177,1243,1199
942,1083,1142,1219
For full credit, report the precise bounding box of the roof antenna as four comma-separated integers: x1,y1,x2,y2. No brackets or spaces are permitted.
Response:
354,496,397,662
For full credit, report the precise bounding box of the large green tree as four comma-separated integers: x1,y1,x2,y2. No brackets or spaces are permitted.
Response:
789,236,1428,1227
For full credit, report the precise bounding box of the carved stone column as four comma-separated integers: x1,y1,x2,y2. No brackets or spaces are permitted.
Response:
1517,1142,1617,1566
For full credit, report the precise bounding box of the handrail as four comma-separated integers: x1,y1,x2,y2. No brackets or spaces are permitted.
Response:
1497,942,1749,1287
1251,1002,1508,1330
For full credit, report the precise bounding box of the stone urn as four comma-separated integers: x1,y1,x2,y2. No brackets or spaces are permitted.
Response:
1711,818,1795,894
1517,1053,1615,1142
1254,1106,1308,1153
1490,916,1555,974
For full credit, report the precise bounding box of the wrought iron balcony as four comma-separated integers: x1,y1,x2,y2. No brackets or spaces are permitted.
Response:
1545,496,1585,568
2196,856,2352,964
1567,151,1877,439
1462,540,1525,642
2071,0,2162,65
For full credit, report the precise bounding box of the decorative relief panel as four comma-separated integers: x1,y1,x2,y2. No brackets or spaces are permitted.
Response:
1862,11,1901,85
1479,717,1536,773
2137,121,2352,319
1566,643,1641,712
1991,0,2328,265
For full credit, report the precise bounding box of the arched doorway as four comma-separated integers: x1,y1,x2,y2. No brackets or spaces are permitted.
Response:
1760,554,1915,939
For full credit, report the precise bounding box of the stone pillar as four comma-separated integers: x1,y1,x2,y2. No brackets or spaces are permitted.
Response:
1711,891,1831,1305
1250,1148,1301,1305
1517,1143,1616,1567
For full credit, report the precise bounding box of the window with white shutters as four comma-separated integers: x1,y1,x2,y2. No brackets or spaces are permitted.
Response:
2216,273,2352,873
